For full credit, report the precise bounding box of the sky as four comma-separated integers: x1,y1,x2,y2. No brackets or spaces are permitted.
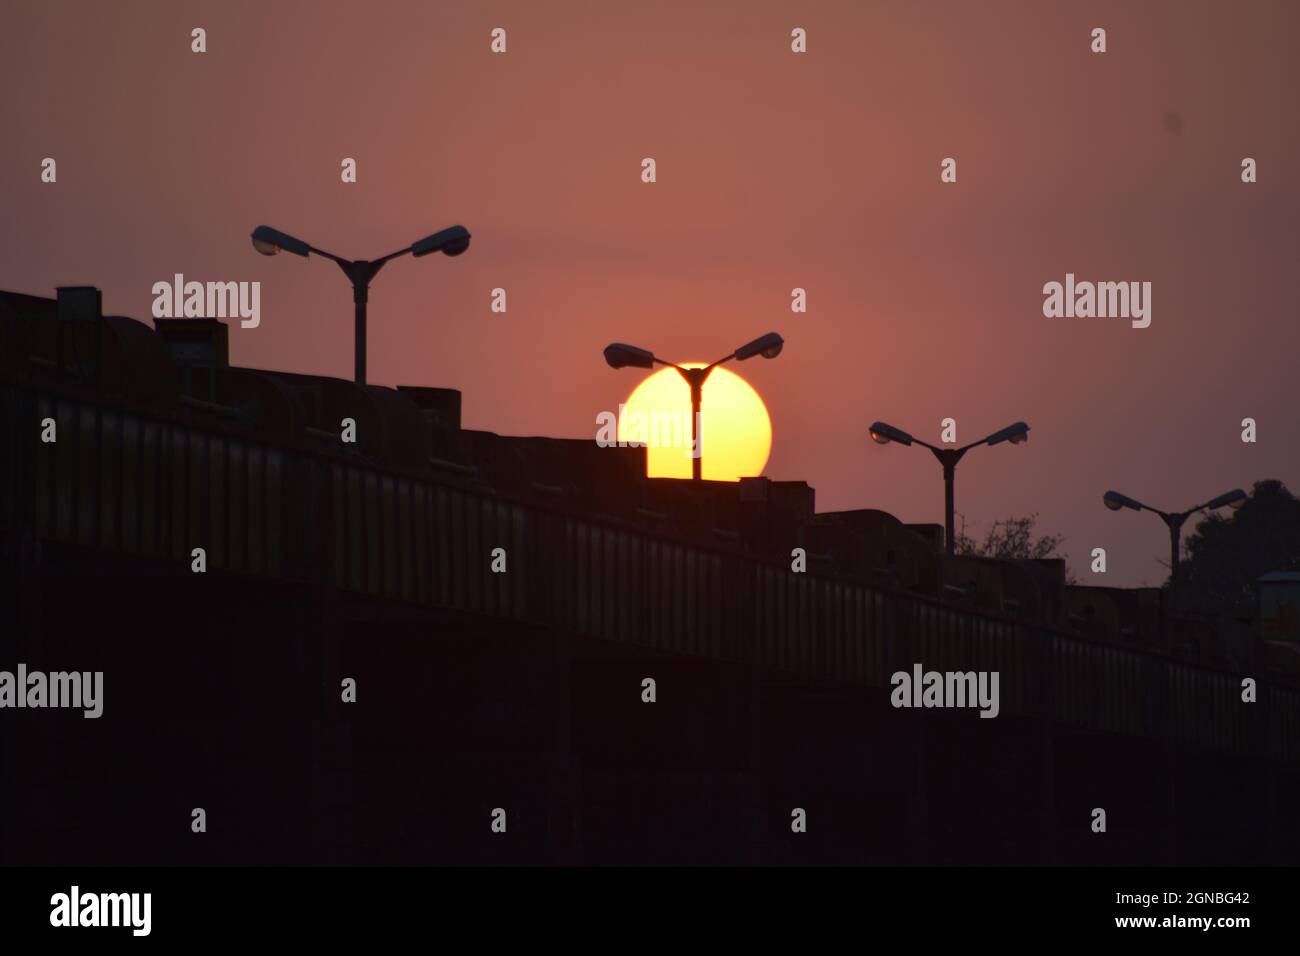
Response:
3,0,1297,586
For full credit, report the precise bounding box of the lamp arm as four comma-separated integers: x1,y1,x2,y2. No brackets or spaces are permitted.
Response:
372,247,413,268
307,245,350,268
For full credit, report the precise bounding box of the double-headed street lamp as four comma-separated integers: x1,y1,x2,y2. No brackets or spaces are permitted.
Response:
1102,487,1247,586
250,224,470,386
603,333,784,480
868,420,1030,555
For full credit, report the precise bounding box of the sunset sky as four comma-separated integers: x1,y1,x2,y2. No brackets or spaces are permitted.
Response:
4,0,1297,586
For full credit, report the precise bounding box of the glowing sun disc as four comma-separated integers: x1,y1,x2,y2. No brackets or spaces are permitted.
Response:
616,363,772,481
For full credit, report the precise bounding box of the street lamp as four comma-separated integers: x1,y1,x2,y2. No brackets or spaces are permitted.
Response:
603,333,783,480
1101,486,1247,586
250,224,470,386
868,420,1030,555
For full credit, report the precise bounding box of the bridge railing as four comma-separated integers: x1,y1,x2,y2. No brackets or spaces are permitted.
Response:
4,381,1297,763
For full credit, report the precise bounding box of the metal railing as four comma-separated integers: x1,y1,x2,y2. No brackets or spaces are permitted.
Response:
4,380,1298,762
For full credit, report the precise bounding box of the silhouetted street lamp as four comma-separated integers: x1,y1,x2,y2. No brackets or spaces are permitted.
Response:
604,333,784,480
868,420,1030,556
250,224,470,386
1102,487,1247,585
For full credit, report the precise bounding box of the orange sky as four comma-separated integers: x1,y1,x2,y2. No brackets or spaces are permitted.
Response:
3,0,1297,586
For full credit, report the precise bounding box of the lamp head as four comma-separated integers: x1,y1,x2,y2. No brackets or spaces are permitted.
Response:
987,421,1030,446
1207,488,1248,511
603,343,655,370
1103,490,1143,512
869,421,913,446
734,332,784,361
411,225,471,258
251,225,311,258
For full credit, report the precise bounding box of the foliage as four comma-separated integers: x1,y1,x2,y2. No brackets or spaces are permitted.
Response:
955,513,1074,582
1179,480,1300,615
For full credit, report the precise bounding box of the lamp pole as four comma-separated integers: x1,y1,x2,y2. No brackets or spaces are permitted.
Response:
680,366,709,481
935,448,963,556
1163,511,1189,584
351,262,374,387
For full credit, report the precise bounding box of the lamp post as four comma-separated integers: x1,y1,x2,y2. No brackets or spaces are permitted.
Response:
1102,487,1247,587
250,224,470,386
868,420,1030,555
603,333,784,480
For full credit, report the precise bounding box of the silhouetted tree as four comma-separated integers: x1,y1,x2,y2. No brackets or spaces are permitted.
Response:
955,513,1074,581
1179,480,1300,616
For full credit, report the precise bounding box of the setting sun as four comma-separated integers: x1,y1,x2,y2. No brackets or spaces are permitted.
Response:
616,363,772,481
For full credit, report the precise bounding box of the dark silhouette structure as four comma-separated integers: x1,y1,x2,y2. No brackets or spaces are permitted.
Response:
1103,488,1248,588
869,420,1029,556
250,224,470,386
1,287,1298,865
